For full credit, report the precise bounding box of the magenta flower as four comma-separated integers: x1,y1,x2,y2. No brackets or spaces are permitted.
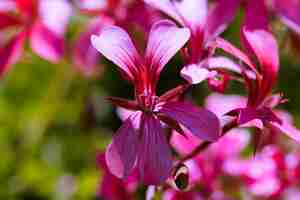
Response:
0,0,71,77
214,32,300,142
96,153,137,200
144,0,241,90
74,0,160,76
91,20,220,184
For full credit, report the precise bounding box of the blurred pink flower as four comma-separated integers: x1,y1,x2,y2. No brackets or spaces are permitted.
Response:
91,20,221,185
144,0,240,91
96,153,137,200
0,0,72,77
213,1,300,143
74,0,161,76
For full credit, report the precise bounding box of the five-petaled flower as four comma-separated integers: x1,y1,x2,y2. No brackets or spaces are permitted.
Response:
91,20,220,185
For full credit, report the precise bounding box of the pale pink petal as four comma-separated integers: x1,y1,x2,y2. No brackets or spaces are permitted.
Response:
105,112,140,178
144,0,184,25
138,114,172,185
116,108,142,130
271,121,300,142
180,64,216,84
91,25,141,81
172,0,208,29
205,93,246,117
206,0,240,39
215,37,257,73
171,130,201,155
30,22,64,63
0,0,16,11
242,29,279,75
145,20,190,76
159,102,220,141
203,56,242,73
0,31,25,77
39,0,72,36
78,0,109,11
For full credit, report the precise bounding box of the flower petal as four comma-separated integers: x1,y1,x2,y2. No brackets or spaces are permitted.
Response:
242,29,279,76
0,31,25,77
242,29,279,96
105,112,140,178
143,0,184,25
73,16,113,76
145,20,190,77
91,25,141,81
271,120,300,142
39,0,72,36
138,114,172,185
215,37,258,74
206,0,240,39
180,64,216,84
159,102,220,141
30,21,64,63
171,0,208,29
243,0,268,31
0,0,16,12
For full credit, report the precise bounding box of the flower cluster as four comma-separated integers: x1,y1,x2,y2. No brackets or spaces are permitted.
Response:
1,0,300,199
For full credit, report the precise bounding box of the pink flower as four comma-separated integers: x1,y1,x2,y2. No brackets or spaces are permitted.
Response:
213,2,300,143
96,153,137,200
74,0,160,76
0,0,72,77
144,0,241,90
91,20,220,185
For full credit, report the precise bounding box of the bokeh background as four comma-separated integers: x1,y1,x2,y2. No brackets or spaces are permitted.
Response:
1,1,300,200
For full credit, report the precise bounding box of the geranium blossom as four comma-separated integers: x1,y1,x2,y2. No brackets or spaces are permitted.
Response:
91,20,220,184
144,0,240,91
0,0,72,77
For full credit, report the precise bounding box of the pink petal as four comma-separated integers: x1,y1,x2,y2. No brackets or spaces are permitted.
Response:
0,31,25,77
243,0,268,31
215,37,258,74
205,93,247,117
143,0,184,26
138,114,172,185
242,29,279,75
0,0,16,11
206,0,240,39
78,0,109,11
159,102,220,141
180,64,216,84
145,20,190,76
271,121,300,142
202,56,242,73
73,16,113,76
39,0,72,36
171,0,208,29
105,112,140,178
30,21,64,63
91,25,141,81
273,0,300,34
